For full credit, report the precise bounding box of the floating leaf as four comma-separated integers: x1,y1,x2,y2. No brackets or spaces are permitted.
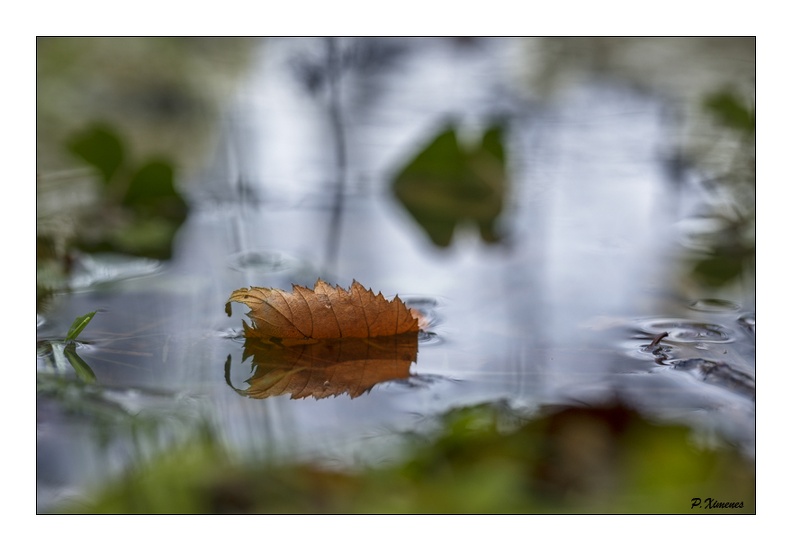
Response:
233,333,417,399
227,280,420,345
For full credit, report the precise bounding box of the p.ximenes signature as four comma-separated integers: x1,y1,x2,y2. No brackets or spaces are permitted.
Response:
691,497,744,509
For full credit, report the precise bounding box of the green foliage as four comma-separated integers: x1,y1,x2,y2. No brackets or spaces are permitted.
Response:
63,401,754,514
392,124,508,247
60,426,226,514
704,90,755,134
37,38,256,172
67,125,125,185
693,243,755,287
123,160,182,211
39,311,98,383
36,123,189,309
65,124,188,260
686,90,755,290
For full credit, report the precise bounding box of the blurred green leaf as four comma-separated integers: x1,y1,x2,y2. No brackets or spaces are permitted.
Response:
393,125,507,247
704,91,755,134
123,159,186,216
694,256,744,287
480,125,505,162
65,311,96,341
56,124,190,262
692,244,754,287
66,125,125,184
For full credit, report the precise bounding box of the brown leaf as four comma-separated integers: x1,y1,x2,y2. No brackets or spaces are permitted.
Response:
227,280,420,344
237,333,418,399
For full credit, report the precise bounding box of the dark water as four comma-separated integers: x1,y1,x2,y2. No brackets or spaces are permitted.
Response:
36,38,755,511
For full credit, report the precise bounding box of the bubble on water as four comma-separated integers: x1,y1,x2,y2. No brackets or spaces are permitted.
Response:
688,298,741,312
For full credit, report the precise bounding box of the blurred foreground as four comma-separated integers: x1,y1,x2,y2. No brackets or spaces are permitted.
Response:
61,400,753,514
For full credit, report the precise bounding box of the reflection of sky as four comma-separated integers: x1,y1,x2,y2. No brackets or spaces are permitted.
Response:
38,39,755,508
231,40,671,367
195,38,751,460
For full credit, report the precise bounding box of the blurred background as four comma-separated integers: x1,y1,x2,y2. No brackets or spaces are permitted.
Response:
36,37,755,513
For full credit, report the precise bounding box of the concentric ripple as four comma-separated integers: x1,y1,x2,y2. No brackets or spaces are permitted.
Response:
403,296,445,345
637,318,734,344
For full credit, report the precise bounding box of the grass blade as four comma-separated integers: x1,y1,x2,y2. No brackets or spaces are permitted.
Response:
66,311,96,341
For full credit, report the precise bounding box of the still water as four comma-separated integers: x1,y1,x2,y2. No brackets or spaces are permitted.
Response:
36,38,755,511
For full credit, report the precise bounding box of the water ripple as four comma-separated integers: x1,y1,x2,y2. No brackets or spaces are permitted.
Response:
688,298,741,312
403,295,444,331
637,318,734,344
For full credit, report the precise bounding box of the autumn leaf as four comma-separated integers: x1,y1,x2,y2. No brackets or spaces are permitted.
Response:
232,333,417,399
226,280,421,345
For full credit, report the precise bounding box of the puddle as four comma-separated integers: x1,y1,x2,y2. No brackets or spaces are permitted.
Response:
36,38,755,512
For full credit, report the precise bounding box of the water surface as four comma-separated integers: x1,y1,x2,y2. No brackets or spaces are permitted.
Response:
36,38,755,511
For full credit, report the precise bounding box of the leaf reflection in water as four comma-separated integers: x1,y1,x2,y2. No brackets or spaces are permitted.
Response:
227,332,418,400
